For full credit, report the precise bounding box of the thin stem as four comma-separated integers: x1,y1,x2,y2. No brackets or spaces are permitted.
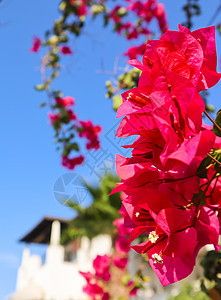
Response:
207,3,221,25
204,111,221,133
194,172,218,223
207,153,221,167
159,163,213,184
208,177,219,199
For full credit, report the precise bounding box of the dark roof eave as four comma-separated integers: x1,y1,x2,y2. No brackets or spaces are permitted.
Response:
19,216,70,244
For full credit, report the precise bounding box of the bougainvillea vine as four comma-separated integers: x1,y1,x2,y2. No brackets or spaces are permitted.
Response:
111,25,221,286
31,0,168,169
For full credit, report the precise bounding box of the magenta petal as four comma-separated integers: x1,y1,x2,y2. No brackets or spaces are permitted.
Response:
148,228,197,286
126,59,149,73
194,207,220,257
117,100,140,118
178,24,191,34
156,207,194,235
131,240,151,254
129,226,154,243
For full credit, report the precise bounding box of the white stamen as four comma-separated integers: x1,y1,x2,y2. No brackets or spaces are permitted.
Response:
148,231,159,243
127,92,132,101
152,253,163,264
135,212,140,217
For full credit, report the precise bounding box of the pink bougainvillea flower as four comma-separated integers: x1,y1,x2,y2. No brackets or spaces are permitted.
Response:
60,46,73,55
114,217,131,236
55,96,75,107
109,5,122,23
30,36,41,53
164,129,216,166
102,292,110,300
82,281,104,299
79,121,102,150
124,203,220,286
113,254,128,269
70,0,87,16
178,25,221,90
79,270,104,299
67,109,77,121
79,271,93,282
128,206,219,286
124,43,146,60
154,3,168,33
127,280,139,296
112,24,221,286
129,287,139,296
194,207,220,255
48,111,60,125
137,33,203,87
93,255,111,282
61,155,84,170
204,167,221,210
115,236,130,254
147,227,197,286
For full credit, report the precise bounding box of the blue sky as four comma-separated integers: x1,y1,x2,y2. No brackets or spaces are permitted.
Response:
0,0,221,298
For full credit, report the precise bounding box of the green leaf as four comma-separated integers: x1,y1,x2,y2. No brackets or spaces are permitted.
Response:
113,94,122,111
52,90,63,98
196,156,211,178
213,109,221,137
104,14,109,26
70,143,79,151
35,84,45,91
122,274,132,286
39,102,47,108
192,190,206,206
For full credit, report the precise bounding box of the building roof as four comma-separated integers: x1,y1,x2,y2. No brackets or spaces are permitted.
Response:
19,216,70,244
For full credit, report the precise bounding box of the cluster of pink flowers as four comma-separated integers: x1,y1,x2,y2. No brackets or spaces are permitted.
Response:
79,121,102,150
109,0,167,38
113,204,131,269
60,45,73,55
109,0,168,60
48,95,102,170
31,0,168,171
112,25,221,286
30,38,73,56
70,0,88,17
80,204,140,299
29,36,41,53
80,255,111,299
124,43,147,60
61,155,84,169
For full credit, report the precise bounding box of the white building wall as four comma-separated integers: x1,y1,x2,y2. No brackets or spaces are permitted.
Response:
11,231,112,300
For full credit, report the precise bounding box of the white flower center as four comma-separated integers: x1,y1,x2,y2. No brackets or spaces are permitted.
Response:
148,231,159,243
152,253,163,264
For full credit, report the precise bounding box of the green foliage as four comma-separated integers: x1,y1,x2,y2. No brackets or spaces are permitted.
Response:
122,274,132,286
60,173,121,244
182,0,201,29
168,283,210,300
201,250,221,294
196,156,212,179
113,94,122,110
213,109,221,137
105,69,141,111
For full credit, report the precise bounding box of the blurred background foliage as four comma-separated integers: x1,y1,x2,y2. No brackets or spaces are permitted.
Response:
60,173,121,243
